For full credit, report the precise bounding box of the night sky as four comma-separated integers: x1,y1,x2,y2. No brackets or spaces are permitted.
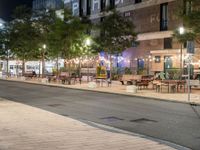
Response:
0,0,32,21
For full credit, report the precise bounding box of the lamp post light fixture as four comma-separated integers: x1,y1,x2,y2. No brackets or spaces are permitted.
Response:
179,26,185,80
85,38,91,46
40,44,46,78
43,44,46,49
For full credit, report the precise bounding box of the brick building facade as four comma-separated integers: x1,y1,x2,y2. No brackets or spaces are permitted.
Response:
64,0,200,75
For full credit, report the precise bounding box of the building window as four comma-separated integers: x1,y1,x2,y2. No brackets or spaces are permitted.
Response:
86,0,91,15
10,65,14,70
137,59,145,74
110,0,115,9
184,0,193,15
164,38,172,49
164,56,173,71
155,56,161,63
79,0,83,17
124,12,131,17
135,0,142,4
100,17,105,22
160,3,168,31
132,41,138,47
101,0,106,12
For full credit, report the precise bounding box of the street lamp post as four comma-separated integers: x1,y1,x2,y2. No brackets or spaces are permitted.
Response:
179,27,185,80
85,38,91,82
41,44,46,78
187,55,192,102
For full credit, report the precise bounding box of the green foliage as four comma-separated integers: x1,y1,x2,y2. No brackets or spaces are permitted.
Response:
95,10,137,54
5,5,96,74
124,67,132,75
165,68,181,80
175,0,200,43
32,9,56,59
9,5,38,61
47,9,95,60
0,25,10,59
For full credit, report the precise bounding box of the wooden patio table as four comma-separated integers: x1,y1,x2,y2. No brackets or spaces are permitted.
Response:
161,80,186,93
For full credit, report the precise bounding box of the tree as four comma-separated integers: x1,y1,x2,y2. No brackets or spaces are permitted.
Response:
0,24,12,75
9,5,38,75
32,9,56,77
182,0,200,42
174,0,200,75
47,9,93,76
174,0,200,43
95,10,137,79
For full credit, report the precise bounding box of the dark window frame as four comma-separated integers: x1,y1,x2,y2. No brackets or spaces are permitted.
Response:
164,38,172,49
160,3,168,31
135,0,142,4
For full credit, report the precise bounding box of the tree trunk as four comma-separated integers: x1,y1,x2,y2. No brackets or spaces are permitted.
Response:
78,57,81,77
109,53,112,82
6,58,9,77
6,49,9,77
42,53,45,78
22,59,25,76
56,55,59,78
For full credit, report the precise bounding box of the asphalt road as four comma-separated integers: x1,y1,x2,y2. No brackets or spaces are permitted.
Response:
0,80,200,150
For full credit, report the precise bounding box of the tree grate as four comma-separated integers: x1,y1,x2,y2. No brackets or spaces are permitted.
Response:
190,103,198,106
100,116,124,122
61,114,69,117
48,104,63,107
130,118,157,123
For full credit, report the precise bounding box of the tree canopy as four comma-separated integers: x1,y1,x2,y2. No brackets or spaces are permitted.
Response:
96,10,137,54
175,0,200,43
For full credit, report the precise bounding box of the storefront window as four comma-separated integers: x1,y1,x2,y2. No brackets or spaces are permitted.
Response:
137,59,145,74
164,56,173,70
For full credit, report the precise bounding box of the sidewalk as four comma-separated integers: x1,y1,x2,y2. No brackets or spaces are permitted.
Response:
3,77,200,105
0,98,189,150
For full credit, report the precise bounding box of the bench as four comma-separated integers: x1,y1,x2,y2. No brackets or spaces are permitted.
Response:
23,72,37,79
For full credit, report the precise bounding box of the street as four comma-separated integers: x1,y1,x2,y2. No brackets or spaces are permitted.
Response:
0,80,200,150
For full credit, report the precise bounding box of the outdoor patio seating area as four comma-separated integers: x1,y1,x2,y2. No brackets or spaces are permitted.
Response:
3,73,200,105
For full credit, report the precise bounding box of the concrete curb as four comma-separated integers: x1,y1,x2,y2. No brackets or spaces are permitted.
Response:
1,78,200,106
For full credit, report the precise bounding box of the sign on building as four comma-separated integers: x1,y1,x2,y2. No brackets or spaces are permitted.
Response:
72,2,79,16
187,41,195,54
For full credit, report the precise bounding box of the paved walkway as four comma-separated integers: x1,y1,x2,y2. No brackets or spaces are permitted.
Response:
2,77,200,105
0,99,189,150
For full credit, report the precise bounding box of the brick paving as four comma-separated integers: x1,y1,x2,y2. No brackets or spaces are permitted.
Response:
0,99,189,150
